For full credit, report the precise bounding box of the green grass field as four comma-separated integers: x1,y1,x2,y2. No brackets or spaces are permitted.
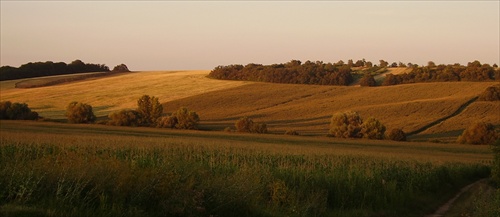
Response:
0,120,494,217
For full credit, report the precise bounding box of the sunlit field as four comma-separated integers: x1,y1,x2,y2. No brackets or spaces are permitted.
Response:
0,121,493,217
1,71,497,137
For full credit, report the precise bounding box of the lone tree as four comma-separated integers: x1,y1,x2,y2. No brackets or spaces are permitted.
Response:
65,102,95,123
478,85,500,101
457,122,498,145
137,95,163,126
387,128,406,141
112,64,130,72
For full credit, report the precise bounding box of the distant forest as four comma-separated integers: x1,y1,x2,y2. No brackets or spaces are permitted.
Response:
383,60,500,85
209,60,500,86
209,60,354,86
0,60,110,81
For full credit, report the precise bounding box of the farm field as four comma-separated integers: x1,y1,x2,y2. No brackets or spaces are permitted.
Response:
0,120,494,217
1,70,498,138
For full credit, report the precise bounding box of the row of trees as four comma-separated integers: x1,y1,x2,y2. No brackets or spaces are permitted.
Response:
0,60,110,81
382,61,500,86
209,60,354,86
0,101,39,120
328,111,406,141
65,95,200,130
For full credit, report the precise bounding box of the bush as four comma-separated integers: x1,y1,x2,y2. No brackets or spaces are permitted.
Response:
361,117,386,140
387,128,407,141
284,130,299,136
359,74,377,87
329,111,363,138
235,117,267,134
156,115,178,128
174,107,199,130
108,109,141,126
0,101,39,120
478,85,500,101
65,102,96,123
137,95,163,126
457,122,498,145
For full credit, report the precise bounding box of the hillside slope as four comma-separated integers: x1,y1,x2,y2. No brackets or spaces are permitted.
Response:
163,80,499,135
0,71,247,119
1,70,497,136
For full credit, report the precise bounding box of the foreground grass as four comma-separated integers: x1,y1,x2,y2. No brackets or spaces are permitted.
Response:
0,121,493,217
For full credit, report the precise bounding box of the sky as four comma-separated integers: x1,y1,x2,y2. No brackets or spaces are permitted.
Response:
1,1,499,71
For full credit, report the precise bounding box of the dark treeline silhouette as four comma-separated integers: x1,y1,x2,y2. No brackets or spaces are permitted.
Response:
0,59,110,81
382,60,499,86
209,60,354,86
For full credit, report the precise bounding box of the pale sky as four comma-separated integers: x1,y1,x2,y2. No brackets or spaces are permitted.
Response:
1,1,499,70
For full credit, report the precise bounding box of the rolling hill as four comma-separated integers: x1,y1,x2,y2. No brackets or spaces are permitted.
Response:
1,70,498,137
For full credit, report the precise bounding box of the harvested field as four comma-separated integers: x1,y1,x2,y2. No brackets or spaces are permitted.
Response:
0,71,247,119
1,70,497,136
163,81,499,135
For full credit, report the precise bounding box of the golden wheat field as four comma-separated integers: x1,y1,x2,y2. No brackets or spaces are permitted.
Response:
0,71,248,119
1,70,498,136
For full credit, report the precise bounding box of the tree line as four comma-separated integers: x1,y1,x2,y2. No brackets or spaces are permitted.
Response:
0,59,110,81
209,60,499,86
208,60,354,86
382,61,500,86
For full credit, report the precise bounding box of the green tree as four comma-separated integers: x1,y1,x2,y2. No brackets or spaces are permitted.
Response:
235,117,267,134
387,128,406,141
108,109,141,126
329,111,363,138
174,107,199,129
65,102,95,123
359,74,377,87
457,122,498,145
361,117,386,140
379,60,389,68
137,95,163,126
0,101,38,120
156,115,178,128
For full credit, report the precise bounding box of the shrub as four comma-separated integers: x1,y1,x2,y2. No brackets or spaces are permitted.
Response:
108,109,141,126
174,107,199,130
359,74,377,87
387,128,407,141
0,101,39,120
457,122,498,145
137,95,163,126
156,115,178,128
478,85,500,101
284,130,299,136
329,111,363,138
235,117,267,134
65,102,96,123
251,123,268,134
235,117,254,133
361,117,386,140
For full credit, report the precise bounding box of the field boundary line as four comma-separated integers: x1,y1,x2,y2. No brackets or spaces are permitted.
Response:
407,96,478,136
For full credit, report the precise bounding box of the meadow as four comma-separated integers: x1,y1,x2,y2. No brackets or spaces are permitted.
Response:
0,121,494,217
